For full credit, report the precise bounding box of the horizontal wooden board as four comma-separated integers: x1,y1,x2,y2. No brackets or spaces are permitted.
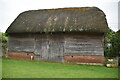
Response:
64,33,104,56
8,33,104,62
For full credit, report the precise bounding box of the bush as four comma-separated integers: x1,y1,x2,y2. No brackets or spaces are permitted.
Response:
0,33,8,56
104,29,114,58
104,29,119,58
111,31,120,57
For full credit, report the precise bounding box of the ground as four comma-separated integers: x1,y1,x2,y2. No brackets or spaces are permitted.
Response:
2,58,118,78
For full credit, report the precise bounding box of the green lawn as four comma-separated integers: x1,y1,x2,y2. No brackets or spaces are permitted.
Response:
2,58,118,78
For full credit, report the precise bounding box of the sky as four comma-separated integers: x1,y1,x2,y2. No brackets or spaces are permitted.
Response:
118,1,120,30
0,0,119,32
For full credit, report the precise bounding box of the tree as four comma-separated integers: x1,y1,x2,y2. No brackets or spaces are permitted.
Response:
111,30,120,57
0,33,8,56
104,29,114,58
1,33,8,47
104,29,120,58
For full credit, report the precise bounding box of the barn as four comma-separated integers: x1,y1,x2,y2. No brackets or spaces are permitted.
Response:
6,7,109,65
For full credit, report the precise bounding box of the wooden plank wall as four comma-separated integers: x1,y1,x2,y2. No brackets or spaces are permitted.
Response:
64,33,104,56
34,33,64,62
8,34,35,52
8,33,104,62
34,34,49,61
48,34,64,62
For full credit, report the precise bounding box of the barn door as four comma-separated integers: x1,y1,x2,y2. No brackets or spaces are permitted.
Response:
48,34,64,62
34,34,64,62
34,34,49,61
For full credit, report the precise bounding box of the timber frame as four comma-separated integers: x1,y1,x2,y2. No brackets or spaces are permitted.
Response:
6,7,109,64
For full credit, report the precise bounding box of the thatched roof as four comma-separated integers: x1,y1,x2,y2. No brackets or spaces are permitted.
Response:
6,7,109,33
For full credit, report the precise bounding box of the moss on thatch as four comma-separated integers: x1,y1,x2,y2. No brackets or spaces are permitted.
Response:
6,7,109,33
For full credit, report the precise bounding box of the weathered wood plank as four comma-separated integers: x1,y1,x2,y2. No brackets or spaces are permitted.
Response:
34,34,49,61
64,33,104,56
8,32,104,62
8,34,35,52
48,34,64,62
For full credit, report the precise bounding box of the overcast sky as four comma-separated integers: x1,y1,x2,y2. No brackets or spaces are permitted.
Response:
0,0,119,32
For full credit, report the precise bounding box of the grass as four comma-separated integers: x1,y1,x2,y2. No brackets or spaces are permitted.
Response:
2,58,118,78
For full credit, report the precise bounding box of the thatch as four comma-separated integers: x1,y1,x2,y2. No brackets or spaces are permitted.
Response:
6,7,109,33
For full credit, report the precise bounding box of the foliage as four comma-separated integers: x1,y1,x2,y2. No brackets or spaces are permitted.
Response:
0,33,8,56
111,30,120,56
104,29,114,43
104,29,120,58
3,58,118,78
0,33,8,47
104,29,114,57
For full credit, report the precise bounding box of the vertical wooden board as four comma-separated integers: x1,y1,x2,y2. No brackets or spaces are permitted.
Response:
41,41,49,61
48,33,64,62
34,40,43,61
8,32,104,63
34,34,49,61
